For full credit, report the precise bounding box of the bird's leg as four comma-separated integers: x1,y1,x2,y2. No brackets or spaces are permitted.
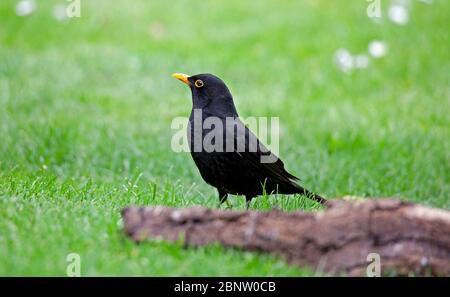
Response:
217,189,228,208
245,196,254,210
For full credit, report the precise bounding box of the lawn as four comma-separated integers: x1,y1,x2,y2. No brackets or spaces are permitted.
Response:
0,0,448,276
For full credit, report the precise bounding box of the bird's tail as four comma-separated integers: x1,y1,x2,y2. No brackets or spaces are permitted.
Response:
297,186,328,205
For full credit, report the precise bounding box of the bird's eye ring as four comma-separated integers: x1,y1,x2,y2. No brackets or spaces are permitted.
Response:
194,80,204,88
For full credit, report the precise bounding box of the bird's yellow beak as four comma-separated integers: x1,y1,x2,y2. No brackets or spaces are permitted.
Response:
172,73,191,85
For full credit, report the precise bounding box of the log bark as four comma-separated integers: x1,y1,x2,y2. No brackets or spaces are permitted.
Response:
121,199,450,276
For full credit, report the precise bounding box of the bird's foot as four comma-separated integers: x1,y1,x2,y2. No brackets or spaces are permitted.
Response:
245,200,251,210
217,200,233,209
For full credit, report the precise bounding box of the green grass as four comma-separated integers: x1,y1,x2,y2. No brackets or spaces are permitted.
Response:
0,0,449,276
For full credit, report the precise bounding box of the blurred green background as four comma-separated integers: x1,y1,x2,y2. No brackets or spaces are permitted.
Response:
0,0,448,275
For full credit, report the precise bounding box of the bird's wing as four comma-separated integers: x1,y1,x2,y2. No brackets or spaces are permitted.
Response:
224,118,301,186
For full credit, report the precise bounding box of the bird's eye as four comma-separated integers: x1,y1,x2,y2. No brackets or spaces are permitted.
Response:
194,80,204,88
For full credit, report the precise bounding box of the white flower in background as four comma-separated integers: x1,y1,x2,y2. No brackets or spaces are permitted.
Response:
334,48,354,73
368,40,388,58
53,4,68,22
15,0,36,17
388,3,410,25
354,55,370,69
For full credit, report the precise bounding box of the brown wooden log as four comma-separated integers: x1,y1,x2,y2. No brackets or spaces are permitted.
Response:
121,199,450,276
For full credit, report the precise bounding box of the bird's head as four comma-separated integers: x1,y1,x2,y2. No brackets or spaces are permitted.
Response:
172,73,238,117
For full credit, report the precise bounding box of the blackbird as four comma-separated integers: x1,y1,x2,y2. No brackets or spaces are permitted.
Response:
172,73,327,209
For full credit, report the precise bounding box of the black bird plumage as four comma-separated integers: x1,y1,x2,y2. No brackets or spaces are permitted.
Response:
173,73,327,209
